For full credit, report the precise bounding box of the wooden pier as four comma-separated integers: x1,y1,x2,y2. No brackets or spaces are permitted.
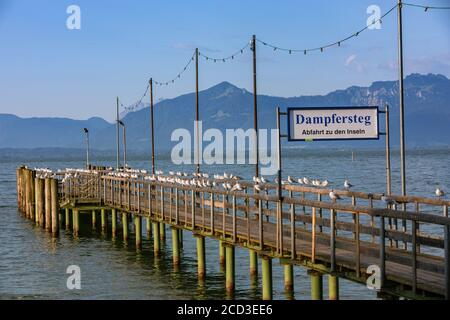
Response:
16,166,450,300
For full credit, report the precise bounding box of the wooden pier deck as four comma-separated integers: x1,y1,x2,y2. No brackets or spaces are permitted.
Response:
16,166,450,300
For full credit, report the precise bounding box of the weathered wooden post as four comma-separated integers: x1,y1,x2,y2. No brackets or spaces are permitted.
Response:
309,270,323,300
159,222,166,241
45,178,52,231
328,275,339,300
37,178,45,228
92,210,97,230
196,235,206,280
225,244,235,294
146,217,152,238
25,169,31,218
171,227,180,266
65,208,70,230
261,256,273,300
122,212,128,242
34,177,39,224
51,178,59,236
284,264,294,293
135,215,142,249
101,209,106,233
178,229,183,248
249,250,258,278
219,240,225,269
153,222,160,257
111,209,117,238
73,209,79,236
30,170,36,221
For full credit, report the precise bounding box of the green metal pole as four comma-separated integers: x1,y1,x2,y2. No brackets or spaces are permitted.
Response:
111,209,117,238
261,256,273,300
172,228,180,266
284,264,294,292
122,212,128,242
249,249,258,278
153,222,160,257
328,275,339,300
225,245,235,294
135,215,142,249
310,270,323,300
197,236,206,280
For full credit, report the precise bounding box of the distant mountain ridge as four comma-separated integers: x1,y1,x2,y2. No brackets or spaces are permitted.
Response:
1,73,449,150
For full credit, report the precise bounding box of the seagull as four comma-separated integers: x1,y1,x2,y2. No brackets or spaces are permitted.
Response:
436,188,445,198
230,183,243,192
260,177,268,183
302,177,310,185
381,195,396,206
287,176,296,184
329,190,341,201
344,180,353,189
321,180,329,188
254,184,262,192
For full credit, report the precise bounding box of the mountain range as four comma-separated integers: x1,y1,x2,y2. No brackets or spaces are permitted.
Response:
1,73,449,152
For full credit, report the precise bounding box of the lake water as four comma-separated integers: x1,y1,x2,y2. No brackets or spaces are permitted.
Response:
1,148,449,300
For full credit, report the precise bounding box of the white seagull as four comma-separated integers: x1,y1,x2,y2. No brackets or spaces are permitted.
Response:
329,190,341,201
344,180,353,189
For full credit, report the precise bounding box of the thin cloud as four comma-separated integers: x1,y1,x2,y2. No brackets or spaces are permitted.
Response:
345,54,357,66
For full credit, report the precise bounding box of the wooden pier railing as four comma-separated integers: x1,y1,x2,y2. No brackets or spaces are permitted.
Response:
16,166,450,300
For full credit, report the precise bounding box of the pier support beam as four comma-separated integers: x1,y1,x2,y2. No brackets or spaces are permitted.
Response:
73,209,79,236
171,228,180,266
50,179,59,237
92,210,97,230
111,209,117,238
159,222,166,241
153,222,160,257
101,209,106,233
309,270,323,300
249,250,258,278
146,217,152,238
44,178,51,231
37,178,45,228
65,208,70,230
122,212,128,242
135,215,142,249
178,229,183,248
196,236,206,280
328,275,339,300
284,264,294,293
225,245,235,294
34,177,39,224
219,240,225,268
261,256,273,300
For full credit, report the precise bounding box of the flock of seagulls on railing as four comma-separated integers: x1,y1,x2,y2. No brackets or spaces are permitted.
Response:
28,166,446,201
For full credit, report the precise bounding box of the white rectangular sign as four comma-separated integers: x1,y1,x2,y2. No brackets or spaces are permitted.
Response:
287,107,379,141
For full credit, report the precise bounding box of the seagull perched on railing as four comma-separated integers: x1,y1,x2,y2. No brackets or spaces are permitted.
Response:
329,190,341,202
344,180,353,190
287,176,296,184
435,188,445,198
321,180,329,188
381,195,396,206
230,183,243,192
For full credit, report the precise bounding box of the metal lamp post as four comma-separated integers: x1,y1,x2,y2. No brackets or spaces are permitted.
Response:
83,128,89,169
118,120,127,169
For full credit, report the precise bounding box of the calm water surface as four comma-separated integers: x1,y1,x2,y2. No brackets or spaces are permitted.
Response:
1,148,449,299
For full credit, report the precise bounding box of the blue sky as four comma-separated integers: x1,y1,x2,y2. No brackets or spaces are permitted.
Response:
0,0,449,121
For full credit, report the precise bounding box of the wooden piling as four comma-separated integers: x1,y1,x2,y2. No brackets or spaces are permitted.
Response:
153,222,160,257
328,275,339,300
122,212,128,242
249,249,258,278
178,229,183,248
219,240,225,267
73,209,79,236
36,178,45,227
159,222,166,241
34,177,39,224
44,178,51,231
135,215,142,249
146,217,152,238
225,245,235,294
261,256,273,300
196,235,206,280
65,208,70,230
284,264,294,293
101,209,106,233
309,270,323,300
111,209,117,238
92,210,97,230
172,227,180,266
51,178,59,236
